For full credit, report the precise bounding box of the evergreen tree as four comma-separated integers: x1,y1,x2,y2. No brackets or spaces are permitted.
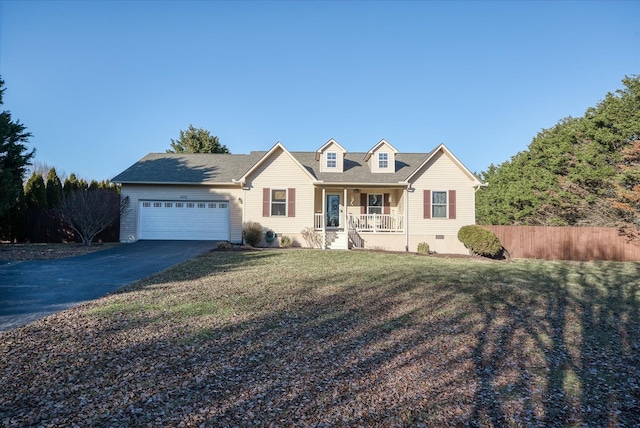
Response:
0,186,26,242
45,167,63,209
0,77,34,219
167,125,230,154
24,172,47,209
63,173,88,197
477,75,640,228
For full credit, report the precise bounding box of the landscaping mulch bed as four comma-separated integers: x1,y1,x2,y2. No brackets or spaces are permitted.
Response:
0,243,120,261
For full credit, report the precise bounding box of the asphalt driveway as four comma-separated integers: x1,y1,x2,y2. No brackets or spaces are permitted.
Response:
0,241,218,331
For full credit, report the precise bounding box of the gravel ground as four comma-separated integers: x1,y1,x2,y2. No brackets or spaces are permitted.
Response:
0,243,119,261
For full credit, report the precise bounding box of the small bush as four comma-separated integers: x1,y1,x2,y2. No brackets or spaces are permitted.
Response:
280,235,293,248
301,227,322,248
242,221,263,247
417,242,430,254
457,225,503,258
216,241,233,249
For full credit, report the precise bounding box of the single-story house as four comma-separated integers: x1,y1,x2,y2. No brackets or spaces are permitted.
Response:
112,139,485,253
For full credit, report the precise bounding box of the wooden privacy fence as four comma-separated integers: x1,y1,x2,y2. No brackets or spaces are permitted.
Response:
482,225,640,262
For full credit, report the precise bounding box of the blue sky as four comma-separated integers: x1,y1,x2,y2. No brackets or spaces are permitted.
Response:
1,0,639,182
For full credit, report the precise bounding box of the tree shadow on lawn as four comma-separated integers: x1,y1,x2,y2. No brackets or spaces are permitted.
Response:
1,252,639,426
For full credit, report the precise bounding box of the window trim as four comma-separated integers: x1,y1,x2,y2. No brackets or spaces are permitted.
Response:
326,151,337,168
378,152,389,169
367,193,383,215
271,189,287,217
431,190,447,218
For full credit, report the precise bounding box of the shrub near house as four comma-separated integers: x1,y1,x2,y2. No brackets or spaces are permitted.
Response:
457,225,503,258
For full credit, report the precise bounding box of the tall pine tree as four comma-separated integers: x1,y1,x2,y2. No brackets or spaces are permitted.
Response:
0,77,34,221
45,167,63,209
166,125,230,154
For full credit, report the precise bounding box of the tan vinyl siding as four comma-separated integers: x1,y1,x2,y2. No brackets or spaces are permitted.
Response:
367,141,396,173
244,148,315,237
319,141,345,173
407,149,477,254
119,184,243,242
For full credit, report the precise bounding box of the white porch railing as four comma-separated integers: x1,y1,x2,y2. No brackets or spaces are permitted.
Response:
314,213,324,230
349,214,404,232
314,213,404,232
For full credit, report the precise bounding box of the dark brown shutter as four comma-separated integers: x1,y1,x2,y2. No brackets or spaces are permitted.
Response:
360,193,367,214
423,190,431,219
262,188,270,217
383,193,390,214
288,188,295,217
448,190,456,219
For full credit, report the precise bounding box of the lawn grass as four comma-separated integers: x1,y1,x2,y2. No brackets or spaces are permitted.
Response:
1,250,639,427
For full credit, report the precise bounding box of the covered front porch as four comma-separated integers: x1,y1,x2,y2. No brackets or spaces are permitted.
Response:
313,186,406,249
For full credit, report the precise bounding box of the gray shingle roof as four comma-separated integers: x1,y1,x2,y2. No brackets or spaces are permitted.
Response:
291,152,432,184
112,150,434,185
111,152,264,184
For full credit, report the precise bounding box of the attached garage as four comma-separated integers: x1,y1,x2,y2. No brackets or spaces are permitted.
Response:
139,200,229,240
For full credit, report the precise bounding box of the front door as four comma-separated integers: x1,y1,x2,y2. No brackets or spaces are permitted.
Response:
326,194,341,228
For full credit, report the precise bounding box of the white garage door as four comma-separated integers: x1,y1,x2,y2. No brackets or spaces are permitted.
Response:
139,200,229,240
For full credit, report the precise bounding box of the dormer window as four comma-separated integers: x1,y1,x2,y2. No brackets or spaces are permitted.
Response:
378,152,388,169
326,152,337,168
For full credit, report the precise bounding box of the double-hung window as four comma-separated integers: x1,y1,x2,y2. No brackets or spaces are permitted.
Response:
432,191,447,218
326,152,337,168
368,193,383,214
378,152,388,169
271,189,287,216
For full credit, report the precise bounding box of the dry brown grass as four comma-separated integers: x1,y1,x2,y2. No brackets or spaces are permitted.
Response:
1,250,639,426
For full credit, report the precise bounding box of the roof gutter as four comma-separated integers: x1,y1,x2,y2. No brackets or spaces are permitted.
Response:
312,181,410,187
114,181,243,186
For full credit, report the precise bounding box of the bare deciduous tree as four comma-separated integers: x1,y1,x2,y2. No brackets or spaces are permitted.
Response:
55,189,128,245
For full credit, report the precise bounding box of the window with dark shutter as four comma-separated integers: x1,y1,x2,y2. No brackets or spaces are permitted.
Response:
288,188,296,217
423,190,431,219
262,188,270,217
448,190,456,219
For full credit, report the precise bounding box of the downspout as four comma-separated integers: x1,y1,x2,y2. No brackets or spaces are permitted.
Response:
405,185,410,252
242,186,247,244
233,179,247,245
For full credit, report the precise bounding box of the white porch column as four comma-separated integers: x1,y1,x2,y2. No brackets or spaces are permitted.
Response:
321,187,326,249
404,186,410,252
343,187,348,231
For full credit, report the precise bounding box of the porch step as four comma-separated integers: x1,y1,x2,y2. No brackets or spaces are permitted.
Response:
326,231,349,250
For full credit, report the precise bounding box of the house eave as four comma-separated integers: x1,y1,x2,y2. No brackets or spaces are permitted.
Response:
115,181,242,186
313,181,410,188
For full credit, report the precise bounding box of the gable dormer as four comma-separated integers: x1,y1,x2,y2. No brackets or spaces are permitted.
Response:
363,139,398,173
316,138,347,172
